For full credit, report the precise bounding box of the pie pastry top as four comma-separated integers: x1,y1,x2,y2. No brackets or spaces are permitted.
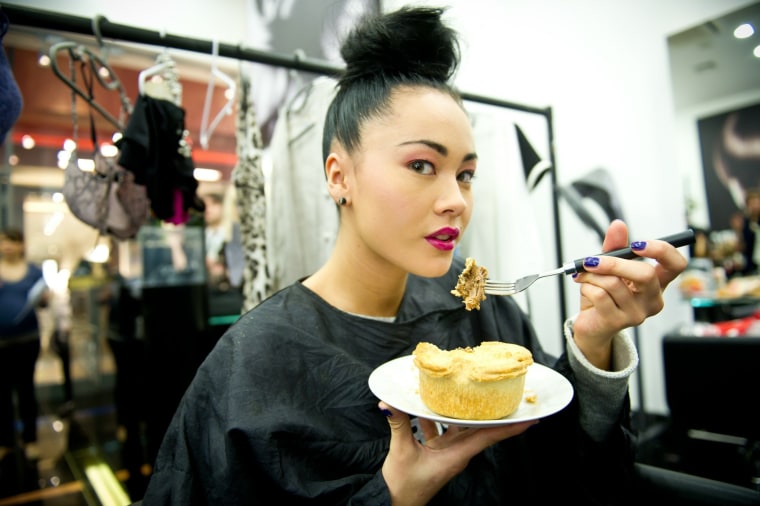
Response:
413,341,533,382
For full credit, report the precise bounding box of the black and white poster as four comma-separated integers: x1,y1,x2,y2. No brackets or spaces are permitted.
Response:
698,102,760,231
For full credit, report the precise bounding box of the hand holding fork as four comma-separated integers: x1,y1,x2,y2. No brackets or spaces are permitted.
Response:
484,229,695,296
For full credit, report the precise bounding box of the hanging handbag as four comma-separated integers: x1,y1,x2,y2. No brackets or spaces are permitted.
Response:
115,164,151,230
64,140,150,240
63,145,124,236
62,48,150,240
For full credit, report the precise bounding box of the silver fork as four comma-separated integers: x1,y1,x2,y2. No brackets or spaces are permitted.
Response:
483,229,695,296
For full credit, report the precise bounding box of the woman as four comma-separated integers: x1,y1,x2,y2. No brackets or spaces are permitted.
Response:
140,6,687,504
0,228,46,461
740,189,760,275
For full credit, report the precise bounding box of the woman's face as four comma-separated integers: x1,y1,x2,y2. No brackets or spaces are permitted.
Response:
203,196,223,226
747,195,760,216
0,235,24,260
340,86,477,278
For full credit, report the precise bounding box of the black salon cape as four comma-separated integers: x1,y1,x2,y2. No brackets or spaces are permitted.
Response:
141,256,636,505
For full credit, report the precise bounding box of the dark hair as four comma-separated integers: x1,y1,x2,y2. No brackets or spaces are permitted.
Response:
1,227,23,243
322,6,462,163
745,188,760,205
203,193,224,205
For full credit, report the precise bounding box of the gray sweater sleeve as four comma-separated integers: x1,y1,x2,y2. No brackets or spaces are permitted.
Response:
563,316,639,442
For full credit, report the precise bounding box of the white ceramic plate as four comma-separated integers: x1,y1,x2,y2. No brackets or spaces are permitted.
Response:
368,355,574,427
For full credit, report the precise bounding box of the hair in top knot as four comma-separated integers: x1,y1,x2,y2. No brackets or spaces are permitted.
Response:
340,6,460,85
322,6,463,163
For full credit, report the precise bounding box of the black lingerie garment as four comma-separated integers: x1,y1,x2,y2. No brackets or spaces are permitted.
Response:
118,94,204,221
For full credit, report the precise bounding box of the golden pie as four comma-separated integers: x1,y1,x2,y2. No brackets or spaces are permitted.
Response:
412,341,533,420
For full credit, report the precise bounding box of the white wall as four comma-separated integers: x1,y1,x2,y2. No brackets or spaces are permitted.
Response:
7,0,755,415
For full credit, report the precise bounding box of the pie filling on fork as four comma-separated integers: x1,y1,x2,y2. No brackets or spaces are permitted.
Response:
451,257,488,311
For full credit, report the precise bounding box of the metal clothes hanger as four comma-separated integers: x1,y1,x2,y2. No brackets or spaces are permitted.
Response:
90,14,133,118
138,27,182,104
285,49,311,114
48,40,129,131
138,50,181,103
138,48,182,104
199,38,236,150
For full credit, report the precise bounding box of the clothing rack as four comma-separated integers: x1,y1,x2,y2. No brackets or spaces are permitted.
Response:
2,2,569,328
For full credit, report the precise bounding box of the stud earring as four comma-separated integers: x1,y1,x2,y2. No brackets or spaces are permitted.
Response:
337,197,347,206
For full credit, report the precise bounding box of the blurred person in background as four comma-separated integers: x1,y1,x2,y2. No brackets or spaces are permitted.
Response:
0,228,48,461
202,191,244,316
50,282,74,416
202,192,230,291
202,191,244,291
725,210,746,277
101,243,149,498
740,189,760,275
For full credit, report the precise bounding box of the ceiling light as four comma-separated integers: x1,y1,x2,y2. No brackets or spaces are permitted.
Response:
754,44,760,58
99,143,118,157
85,242,111,263
57,150,71,169
43,213,63,237
21,134,35,149
734,23,755,39
194,167,221,182
37,34,63,68
37,51,51,67
77,158,95,172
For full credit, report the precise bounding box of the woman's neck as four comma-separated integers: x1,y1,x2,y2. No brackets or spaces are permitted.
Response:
0,256,28,281
303,241,407,318
0,255,23,266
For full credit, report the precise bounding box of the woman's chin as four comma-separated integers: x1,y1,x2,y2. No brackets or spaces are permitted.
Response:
412,256,454,279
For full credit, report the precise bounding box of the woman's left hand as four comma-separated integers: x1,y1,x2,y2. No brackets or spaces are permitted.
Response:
378,402,536,505
570,219,689,370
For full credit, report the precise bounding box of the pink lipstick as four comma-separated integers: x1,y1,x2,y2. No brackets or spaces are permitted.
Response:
426,227,460,251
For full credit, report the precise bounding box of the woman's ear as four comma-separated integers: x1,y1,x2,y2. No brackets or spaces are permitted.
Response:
325,151,349,202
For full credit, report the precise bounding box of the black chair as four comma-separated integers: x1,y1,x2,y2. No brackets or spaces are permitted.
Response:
633,462,760,505
660,334,760,494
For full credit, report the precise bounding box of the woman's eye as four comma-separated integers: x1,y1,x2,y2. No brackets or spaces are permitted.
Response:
409,160,435,175
458,170,475,183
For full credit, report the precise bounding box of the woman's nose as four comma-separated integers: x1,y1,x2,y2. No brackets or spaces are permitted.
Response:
434,177,468,215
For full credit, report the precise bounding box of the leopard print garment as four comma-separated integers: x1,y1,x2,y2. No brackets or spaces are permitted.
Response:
233,73,272,312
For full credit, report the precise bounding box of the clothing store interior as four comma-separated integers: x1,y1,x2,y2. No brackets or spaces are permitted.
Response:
1,1,760,504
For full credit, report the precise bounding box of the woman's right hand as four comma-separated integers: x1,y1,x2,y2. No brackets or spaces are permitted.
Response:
378,401,537,505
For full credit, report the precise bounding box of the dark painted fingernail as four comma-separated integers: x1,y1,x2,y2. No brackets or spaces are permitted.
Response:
631,241,646,250
583,256,600,268
380,408,393,418
571,273,579,278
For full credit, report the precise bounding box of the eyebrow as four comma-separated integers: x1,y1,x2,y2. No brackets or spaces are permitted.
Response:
399,139,478,163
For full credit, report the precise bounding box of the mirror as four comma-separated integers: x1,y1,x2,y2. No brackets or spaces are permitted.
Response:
668,1,760,233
